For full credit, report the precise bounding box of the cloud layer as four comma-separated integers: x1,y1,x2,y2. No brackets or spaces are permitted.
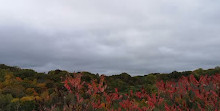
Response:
0,0,220,75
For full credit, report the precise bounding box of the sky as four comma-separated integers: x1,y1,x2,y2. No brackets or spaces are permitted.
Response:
0,0,220,75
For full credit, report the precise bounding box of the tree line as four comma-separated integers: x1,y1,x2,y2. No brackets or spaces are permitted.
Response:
0,64,220,110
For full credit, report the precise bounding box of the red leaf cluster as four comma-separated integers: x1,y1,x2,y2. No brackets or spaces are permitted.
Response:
60,73,220,110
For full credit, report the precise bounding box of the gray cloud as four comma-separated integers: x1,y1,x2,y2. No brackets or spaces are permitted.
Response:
0,0,220,75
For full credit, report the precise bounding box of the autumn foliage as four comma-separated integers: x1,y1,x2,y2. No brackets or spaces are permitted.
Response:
59,73,220,111
1,64,220,110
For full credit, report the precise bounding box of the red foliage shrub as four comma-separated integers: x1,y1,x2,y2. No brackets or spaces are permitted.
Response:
52,73,220,110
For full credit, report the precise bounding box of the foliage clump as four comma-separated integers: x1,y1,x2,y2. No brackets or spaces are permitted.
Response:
0,64,220,110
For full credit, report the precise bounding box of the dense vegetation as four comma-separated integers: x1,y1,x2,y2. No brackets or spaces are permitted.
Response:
0,64,220,110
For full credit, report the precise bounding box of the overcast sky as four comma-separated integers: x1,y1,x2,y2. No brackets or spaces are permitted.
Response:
0,0,220,75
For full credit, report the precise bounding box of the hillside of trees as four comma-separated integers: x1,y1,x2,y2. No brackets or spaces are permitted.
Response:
0,64,220,110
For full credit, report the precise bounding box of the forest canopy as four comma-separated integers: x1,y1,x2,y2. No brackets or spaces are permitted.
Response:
0,64,220,110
